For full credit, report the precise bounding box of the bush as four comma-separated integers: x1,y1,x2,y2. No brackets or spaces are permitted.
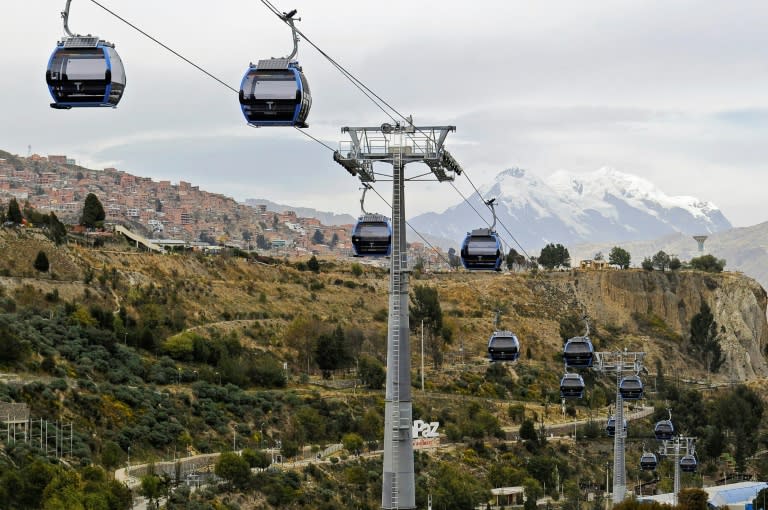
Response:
215,451,251,489
33,251,50,273
690,254,725,273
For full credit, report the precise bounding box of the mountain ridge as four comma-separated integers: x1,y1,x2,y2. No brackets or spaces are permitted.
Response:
409,167,732,251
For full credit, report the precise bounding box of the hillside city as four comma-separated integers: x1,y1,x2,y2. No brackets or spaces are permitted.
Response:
0,151,444,266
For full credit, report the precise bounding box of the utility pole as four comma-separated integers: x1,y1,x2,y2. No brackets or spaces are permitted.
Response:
335,120,461,509
421,319,425,392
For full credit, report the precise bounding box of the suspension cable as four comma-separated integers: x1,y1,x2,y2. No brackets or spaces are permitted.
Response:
461,172,531,260
260,3,526,254
366,186,453,268
291,127,336,152
86,0,239,94
84,0,526,262
258,0,399,124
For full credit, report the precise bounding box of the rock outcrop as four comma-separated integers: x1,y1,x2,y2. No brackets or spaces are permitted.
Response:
564,270,768,381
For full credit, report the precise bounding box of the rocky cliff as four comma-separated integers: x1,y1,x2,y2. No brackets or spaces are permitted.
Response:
556,270,768,381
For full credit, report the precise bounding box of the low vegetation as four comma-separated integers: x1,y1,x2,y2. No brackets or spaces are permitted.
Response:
0,226,760,509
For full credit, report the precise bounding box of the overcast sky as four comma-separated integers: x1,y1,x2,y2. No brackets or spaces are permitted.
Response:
2,1,767,226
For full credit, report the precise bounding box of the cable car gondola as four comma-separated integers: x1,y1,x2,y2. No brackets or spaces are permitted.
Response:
619,375,644,400
560,373,585,399
351,214,392,257
239,10,311,127
46,1,126,109
654,419,675,440
460,198,503,271
640,452,658,471
680,454,697,473
605,416,627,437
460,229,502,271
563,336,594,368
488,331,520,362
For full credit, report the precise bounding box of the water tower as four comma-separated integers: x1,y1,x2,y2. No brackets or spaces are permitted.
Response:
693,235,708,253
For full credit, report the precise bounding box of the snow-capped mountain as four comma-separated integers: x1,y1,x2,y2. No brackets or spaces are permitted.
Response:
408,167,732,251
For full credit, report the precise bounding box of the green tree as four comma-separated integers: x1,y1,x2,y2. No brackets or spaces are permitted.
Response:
342,432,365,454
690,254,725,273
241,448,271,469
651,250,670,271
678,488,708,510
519,419,538,442
358,354,385,389
431,461,489,510
33,250,50,272
608,246,631,269
669,257,682,270
140,473,163,507
690,302,724,373
714,385,764,471
641,257,654,270
312,229,325,244
100,441,125,472
215,451,251,489
538,243,570,269
0,321,28,362
47,212,67,245
307,255,320,273
330,232,339,248
410,285,445,367
81,193,106,228
314,325,349,378
7,197,23,224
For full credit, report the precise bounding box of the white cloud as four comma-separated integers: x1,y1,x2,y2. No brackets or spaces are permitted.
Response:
2,1,768,227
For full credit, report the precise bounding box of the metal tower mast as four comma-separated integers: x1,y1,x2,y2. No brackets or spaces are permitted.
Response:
593,351,645,503
659,436,696,506
335,120,461,509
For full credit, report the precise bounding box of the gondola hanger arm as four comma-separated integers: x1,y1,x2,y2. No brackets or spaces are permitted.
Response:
61,0,74,37
281,9,301,61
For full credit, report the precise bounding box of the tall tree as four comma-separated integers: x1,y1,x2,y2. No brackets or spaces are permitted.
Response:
539,243,570,269
641,257,654,271
689,302,724,373
7,197,23,224
651,250,671,271
608,246,631,269
47,212,67,244
312,229,325,245
410,285,445,367
81,192,105,228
